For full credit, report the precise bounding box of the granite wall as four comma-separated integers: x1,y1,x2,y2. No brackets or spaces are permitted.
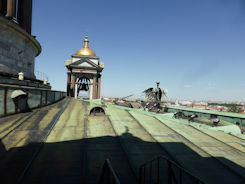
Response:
0,16,41,79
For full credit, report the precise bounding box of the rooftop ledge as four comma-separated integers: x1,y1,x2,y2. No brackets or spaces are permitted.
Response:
167,105,245,119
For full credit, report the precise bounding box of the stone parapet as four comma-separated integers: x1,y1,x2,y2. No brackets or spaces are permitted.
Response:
0,83,66,116
167,106,245,127
0,73,51,89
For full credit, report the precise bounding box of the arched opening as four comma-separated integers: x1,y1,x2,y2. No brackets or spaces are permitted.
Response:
77,76,90,99
89,107,105,116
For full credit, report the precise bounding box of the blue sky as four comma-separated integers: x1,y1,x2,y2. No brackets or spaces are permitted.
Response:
32,0,245,101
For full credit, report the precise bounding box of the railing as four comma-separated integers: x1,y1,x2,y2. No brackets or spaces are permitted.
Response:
139,156,206,184
35,70,49,81
98,159,120,184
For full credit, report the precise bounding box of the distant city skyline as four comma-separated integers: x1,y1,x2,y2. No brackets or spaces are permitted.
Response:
32,0,245,101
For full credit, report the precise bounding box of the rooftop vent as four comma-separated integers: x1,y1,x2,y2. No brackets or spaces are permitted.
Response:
236,122,240,126
89,107,105,116
188,114,198,122
211,114,218,119
173,111,183,119
213,119,220,126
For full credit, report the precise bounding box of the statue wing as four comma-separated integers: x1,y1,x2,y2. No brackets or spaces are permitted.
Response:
162,89,168,97
158,88,162,101
161,89,168,101
143,88,153,94
143,88,155,101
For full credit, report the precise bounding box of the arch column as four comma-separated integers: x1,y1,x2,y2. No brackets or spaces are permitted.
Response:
0,0,7,15
6,0,16,18
89,79,93,99
67,72,71,96
17,0,32,34
97,77,101,99
71,74,76,97
74,81,78,98
92,76,97,99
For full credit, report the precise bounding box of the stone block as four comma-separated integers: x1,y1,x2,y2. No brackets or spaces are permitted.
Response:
55,92,60,101
7,88,16,114
0,18,41,79
0,87,4,115
28,89,41,108
41,90,46,105
0,41,10,51
47,91,55,104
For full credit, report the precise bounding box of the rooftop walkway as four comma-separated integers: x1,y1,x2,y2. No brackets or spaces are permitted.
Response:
0,98,245,183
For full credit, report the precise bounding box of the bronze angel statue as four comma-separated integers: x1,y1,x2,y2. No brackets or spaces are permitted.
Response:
143,82,168,103
142,82,168,112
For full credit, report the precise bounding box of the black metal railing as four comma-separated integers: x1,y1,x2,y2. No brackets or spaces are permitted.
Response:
139,156,206,184
35,70,49,81
98,159,120,184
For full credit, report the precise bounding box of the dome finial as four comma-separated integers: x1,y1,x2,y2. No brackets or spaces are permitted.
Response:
84,35,89,48
75,35,96,56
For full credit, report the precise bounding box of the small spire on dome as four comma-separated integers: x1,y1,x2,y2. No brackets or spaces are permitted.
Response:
75,35,96,56
83,35,89,48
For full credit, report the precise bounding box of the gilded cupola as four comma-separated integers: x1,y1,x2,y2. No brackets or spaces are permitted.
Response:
75,36,96,56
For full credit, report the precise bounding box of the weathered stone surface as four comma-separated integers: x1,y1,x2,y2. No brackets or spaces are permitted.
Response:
41,90,46,105
28,89,41,108
7,88,16,114
47,91,55,104
0,16,41,79
0,87,4,115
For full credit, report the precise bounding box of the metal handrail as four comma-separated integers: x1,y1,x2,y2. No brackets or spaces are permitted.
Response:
98,159,120,184
34,70,49,81
139,156,206,184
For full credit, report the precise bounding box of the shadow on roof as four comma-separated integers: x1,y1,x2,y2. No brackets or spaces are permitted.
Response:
0,129,244,184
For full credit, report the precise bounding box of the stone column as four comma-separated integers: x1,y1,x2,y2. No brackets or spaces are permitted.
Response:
17,0,32,34
89,79,93,99
67,73,71,96
74,82,78,99
71,74,75,97
0,0,7,15
92,76,96,99
97,77,101,99
6,0,16,18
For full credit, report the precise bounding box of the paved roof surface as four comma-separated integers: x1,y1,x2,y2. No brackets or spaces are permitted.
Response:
0,98,245,184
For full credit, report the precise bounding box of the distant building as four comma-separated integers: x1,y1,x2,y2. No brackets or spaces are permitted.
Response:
207,105,227,112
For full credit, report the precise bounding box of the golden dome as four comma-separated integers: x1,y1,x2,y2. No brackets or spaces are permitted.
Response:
75,36,96,56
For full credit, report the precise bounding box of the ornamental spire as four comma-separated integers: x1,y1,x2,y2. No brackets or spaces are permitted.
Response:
83,35,89,48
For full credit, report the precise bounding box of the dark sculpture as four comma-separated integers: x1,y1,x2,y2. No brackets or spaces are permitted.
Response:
213,119,220,126
142,82,168,112
173,112,183,119
143,82,166,103
188,114,198,122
